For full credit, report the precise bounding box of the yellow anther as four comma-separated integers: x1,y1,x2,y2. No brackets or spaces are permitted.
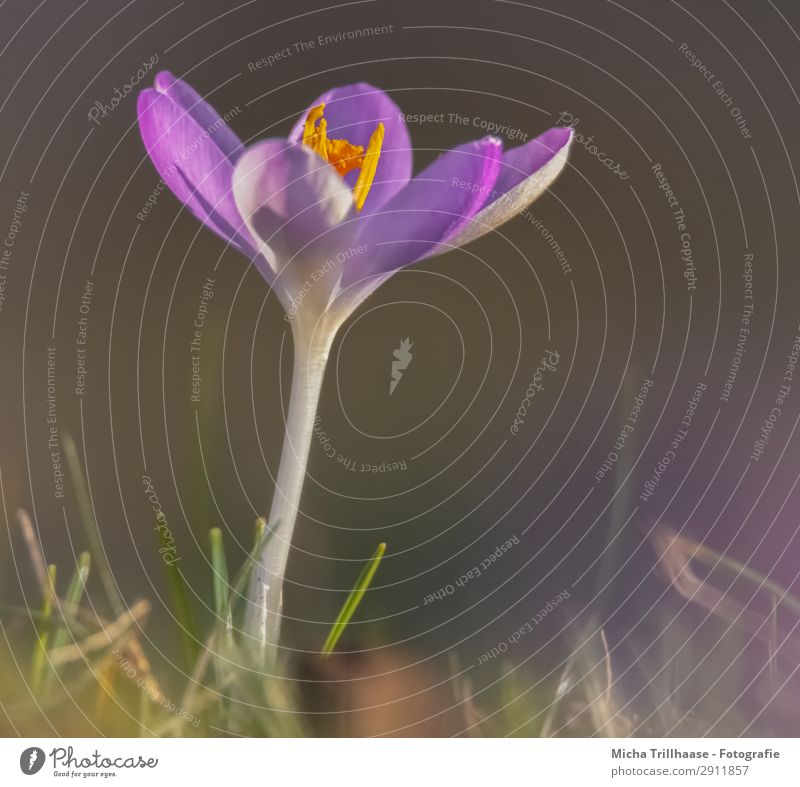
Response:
301,104,383,211
352,123,384,212
302,103,327,152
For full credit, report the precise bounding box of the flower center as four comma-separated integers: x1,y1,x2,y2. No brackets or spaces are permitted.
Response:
302,103,384,211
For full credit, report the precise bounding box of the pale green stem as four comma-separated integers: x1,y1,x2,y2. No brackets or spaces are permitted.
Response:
245,316,337,650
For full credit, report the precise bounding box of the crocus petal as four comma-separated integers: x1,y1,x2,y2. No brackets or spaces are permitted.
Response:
441,127,573,250
137,75,257,258
345,136,502,285
288,82,412,214
153,71,243,161
232,139,354,275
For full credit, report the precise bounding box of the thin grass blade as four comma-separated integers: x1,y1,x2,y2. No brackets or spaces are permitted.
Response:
43,552,91,692
156,525,200,669
63,433,124,617
30,564,57,691
322,542,386,656
208,528,229,621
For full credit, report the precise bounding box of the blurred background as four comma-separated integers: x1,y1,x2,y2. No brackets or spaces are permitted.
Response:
1,0,800,736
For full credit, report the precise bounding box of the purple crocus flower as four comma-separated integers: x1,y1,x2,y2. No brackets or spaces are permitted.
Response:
137,73,573,649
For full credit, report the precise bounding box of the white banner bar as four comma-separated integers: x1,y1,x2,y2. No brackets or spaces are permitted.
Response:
1,738,797,785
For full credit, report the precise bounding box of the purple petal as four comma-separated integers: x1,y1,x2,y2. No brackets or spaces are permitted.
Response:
345,136,502,284
494,127,573,195
153,71,244,160
232,139,354,272
288,83,412,214
137,75,257,258
443,127,573,249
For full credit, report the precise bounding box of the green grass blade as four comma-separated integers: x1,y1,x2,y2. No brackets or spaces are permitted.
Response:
192,521,277,674
208,528,229,618
208,528,231,631
31,564,57,691
178,523,278,720
220,520,275,629
322,542,385,656
63,433,124,617
43,552,91,693
63,551,92,608
156,525,200,669
253,517,266,551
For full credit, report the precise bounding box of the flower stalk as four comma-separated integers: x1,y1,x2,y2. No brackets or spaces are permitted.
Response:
245,311,340,650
